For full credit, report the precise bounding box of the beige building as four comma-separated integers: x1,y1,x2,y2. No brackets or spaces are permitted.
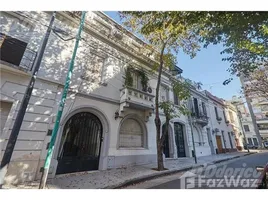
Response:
231,96,259,146
223,100,245,150
205,91,238,153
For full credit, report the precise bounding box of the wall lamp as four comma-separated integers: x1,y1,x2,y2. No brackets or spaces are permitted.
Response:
114,111,119,120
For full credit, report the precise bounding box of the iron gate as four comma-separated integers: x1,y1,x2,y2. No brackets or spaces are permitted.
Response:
56,112,103,174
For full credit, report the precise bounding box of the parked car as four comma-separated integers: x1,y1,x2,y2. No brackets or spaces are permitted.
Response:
256,162,268,189
263,141,268,149
246,144,258,149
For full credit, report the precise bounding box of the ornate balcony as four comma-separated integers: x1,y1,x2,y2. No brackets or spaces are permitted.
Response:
191,111,209,127
119,87,155,121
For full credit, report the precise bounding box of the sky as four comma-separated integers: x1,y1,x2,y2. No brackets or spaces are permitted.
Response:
104,11,242,101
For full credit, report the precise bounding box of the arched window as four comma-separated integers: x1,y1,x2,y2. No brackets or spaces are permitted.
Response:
193,126,204,146
119,117,146,148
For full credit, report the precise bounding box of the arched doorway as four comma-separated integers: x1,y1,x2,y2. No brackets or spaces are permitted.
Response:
56,112,103,174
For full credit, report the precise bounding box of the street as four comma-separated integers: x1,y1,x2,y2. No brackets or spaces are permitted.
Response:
123,152,268,189
150,152,268,189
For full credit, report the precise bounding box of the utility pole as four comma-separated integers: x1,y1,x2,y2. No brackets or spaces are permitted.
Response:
39,11,86,189
0,11,56,189
188,100,197,164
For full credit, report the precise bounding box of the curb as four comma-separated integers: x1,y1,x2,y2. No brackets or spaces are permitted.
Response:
108,153,254,189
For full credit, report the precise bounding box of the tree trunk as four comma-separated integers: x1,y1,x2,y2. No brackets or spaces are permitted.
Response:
155,42,166,171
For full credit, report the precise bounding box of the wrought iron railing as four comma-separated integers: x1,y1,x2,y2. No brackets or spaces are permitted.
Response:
191,110,209,121
19,48,37,71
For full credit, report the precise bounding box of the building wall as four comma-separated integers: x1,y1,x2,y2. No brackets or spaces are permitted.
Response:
232,96,260,145
0,11,191,184
240,72,268,140
206,96,236,153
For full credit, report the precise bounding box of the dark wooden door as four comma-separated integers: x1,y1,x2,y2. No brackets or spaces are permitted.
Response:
56,112,103,175
216,135,223,153
162,124,170,158
174,122,186,157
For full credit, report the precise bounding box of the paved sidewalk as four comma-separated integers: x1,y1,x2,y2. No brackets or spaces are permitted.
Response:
4,152,252,189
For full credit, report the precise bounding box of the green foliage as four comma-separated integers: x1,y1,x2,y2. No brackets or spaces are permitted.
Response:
172,80,191,101
124,66,133,87
120,11,268,78
243,67,268,100
186,12,268,76
119,12,201,59
119,11,199,170
138,69,149,91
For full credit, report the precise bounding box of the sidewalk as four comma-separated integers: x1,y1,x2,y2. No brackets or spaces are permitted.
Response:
4,152,253,189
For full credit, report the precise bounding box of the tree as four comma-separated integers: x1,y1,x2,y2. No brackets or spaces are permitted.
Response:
203,13,267,79
119,12,199,170
122,12,268,77
243,66,268,101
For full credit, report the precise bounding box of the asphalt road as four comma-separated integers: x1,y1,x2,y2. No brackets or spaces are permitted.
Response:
150,152,268,189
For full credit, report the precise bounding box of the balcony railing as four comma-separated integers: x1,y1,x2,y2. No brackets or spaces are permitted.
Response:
119,86,155,120
0,33,37,72
191,111,209,127
0,47,37,72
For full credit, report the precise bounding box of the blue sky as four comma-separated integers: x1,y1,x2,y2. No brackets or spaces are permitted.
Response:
104,11,242,100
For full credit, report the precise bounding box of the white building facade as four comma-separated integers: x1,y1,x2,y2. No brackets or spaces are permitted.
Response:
205,91,237,153
0,11,243,185
240,71,268,142
0,11,197,184
231,96,259,146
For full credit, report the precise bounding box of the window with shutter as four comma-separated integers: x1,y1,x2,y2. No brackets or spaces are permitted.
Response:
193,98,199,117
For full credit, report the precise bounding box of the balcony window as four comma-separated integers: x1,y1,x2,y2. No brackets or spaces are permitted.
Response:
201,102,207,116
192,97,199,117
133,71,143,91
0,33,36,71
243,125,250,132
